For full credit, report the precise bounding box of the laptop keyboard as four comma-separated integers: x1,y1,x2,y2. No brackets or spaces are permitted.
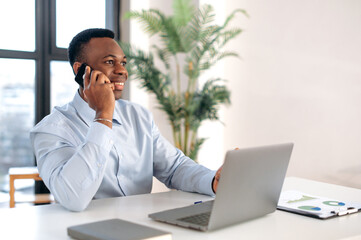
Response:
177,212,211,226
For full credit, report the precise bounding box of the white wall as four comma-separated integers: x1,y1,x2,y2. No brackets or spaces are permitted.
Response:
221,0,361,189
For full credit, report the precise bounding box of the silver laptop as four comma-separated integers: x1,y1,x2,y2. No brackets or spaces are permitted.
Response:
149,143,293,231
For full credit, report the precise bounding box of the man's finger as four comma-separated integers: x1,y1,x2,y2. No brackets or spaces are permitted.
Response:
90,71,111,86
95,73,109,84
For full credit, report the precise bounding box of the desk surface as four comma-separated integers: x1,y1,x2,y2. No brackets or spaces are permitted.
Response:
1,177,361,240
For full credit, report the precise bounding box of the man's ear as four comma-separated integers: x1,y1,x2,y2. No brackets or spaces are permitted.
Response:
73,62,82,75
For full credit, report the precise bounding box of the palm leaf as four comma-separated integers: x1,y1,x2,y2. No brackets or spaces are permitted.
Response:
123,10,164,36
185,25,223,79
218,28,243,48
178,4,214,52
198,51,239,71
172,0,194,27
223,9,249,29
152,45,172,70
160,17,184,53
189,137,206,160
186,78,230,133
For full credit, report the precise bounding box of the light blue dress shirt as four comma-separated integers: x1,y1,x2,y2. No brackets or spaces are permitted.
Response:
30,92,215,211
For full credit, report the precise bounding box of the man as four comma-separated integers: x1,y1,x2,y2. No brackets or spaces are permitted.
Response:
30,28,221,212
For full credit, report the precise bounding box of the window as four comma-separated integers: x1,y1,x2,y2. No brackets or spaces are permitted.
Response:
56,0,106,48
0,59,35,169
50,61,78,108
0,1,36,51
0,0,120,195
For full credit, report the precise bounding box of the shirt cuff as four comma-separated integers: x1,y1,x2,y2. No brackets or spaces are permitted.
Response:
86,122,115,153
199,170,217,197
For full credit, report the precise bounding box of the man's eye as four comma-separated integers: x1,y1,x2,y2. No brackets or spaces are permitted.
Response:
121,62,127,66
105,60,114,64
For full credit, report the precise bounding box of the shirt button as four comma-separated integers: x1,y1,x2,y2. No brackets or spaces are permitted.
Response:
110,140,114,145
97,162,102,167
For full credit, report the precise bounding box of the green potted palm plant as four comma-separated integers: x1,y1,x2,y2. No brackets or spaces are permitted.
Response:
120,0,247,161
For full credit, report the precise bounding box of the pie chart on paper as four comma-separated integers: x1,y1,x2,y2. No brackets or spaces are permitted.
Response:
298,206,322,211
323,201,345,206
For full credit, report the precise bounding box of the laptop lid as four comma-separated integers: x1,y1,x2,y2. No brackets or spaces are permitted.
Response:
208,142,293,230
149,143,293,231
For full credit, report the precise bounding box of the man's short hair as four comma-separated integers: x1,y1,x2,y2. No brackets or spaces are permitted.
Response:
67,28,115,67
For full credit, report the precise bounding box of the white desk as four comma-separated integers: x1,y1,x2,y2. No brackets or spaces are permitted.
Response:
1,177,361,240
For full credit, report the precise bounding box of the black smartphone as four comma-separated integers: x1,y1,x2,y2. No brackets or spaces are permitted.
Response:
74,63,88,88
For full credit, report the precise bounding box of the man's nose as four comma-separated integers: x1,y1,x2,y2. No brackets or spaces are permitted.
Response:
114,63,127,76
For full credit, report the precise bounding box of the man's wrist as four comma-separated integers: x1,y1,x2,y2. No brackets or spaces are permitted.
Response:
94,111,113,128
94,112,113,128
94,118,112,124
95,111,113,120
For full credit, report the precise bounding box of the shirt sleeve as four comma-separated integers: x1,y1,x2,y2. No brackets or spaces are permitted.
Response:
151,120,216,197
30,121,114,211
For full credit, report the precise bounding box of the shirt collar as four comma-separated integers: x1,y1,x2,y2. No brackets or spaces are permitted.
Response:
72,91,122,126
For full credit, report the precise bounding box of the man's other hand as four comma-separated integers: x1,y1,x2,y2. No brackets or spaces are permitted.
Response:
212,148,239,193
212,166,222,193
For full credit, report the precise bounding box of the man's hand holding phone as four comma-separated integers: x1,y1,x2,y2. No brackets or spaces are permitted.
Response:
82,66,115,128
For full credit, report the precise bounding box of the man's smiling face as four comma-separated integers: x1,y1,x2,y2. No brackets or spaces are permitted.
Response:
83,37,128,100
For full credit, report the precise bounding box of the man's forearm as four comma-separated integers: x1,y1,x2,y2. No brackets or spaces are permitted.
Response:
43,143,109,211
31,123,114,211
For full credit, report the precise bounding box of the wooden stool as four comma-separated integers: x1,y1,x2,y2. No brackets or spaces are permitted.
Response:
8,167,54,208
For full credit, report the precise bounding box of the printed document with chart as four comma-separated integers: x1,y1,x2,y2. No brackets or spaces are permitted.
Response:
277,190,361,219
